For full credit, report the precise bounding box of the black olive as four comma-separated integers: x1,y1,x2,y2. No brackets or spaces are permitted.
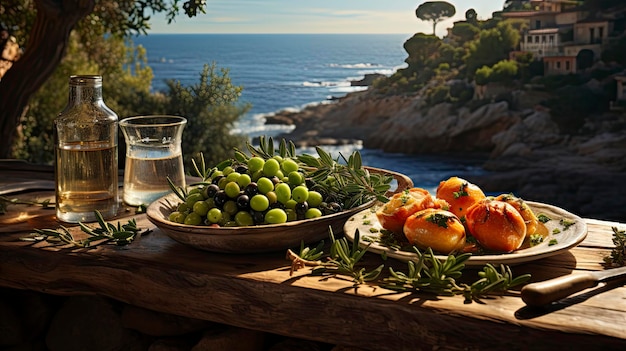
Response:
236,194,250,210
244,182,259,197
214,190,229,207
203,183,220,199
251,210,266,224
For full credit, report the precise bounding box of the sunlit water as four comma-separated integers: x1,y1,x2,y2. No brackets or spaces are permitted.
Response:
133,34,487,189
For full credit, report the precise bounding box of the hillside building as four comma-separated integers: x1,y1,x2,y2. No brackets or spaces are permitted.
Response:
503,0,625,75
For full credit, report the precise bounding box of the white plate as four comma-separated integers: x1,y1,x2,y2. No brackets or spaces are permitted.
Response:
343,201,588,266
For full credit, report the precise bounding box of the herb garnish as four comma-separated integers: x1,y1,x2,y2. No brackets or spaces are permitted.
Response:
537,214,551,223
1,195,52,215
288,228,531,303
452,182,469,198
604,226,626,267
529,234,544,246
425,213,451,228
242,137,393,209
400,189,410,205
381,248,530,303
309,229,384,287
559,218,575,231
20,211,146,248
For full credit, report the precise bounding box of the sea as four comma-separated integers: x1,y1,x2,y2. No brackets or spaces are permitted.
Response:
133,34,487,193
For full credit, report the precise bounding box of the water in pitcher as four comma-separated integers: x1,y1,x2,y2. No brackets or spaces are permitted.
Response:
122,145,185,206
56,142,119,222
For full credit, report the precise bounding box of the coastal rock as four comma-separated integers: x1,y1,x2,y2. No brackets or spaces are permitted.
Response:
365,100,519,154
268,87,626,221
272,91,417,147
272,92,520,154
490,110,562,157
576,132,626,165
350,73,386,86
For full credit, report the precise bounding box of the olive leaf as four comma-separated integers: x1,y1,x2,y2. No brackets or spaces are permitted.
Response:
312,228,384,286
240,137,392,209
21,211,147,248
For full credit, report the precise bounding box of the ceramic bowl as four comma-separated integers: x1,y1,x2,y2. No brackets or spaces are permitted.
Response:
146,167,412,253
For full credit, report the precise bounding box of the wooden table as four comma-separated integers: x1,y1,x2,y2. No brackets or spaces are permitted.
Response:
1,159,626,350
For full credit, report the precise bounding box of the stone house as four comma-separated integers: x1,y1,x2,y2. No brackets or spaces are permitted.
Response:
503,0,625,75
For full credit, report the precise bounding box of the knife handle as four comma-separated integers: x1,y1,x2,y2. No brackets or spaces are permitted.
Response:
521,273,598,307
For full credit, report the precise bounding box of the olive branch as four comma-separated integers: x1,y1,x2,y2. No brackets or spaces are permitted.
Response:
21,211,148,248
287,228,531,303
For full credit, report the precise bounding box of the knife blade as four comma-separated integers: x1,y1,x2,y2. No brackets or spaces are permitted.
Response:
521,266,626,307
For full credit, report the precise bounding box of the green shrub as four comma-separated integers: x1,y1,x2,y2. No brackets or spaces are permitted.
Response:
426,85,451,106
491,60,518,84
13,36,248,170
162,63,251,168
474,66,492,85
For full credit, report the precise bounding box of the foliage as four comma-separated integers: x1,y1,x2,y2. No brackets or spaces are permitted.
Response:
465,8,478,25
415,1,456,35
13,33,152,164
0,0,209,159
448,80,474,106
503,0,533,11
582,0,625,11
290,232,531,303
377,33,442,93
312,229,384,287
513,51,534,82
450,22,480,44
403,33,443,70
465,21,520,79
491,59,519,85
604,226,626,267
426,85,451,106
1,0,207,43
22,211,146,248
474,65,493,86
5,0,248,169
164,63,251,168
0,195,51,215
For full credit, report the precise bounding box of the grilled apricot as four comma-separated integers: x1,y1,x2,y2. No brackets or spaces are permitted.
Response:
376,188,448,233
435,176,486,221
494,193,538,237
465,199,527,253
403,208,466,254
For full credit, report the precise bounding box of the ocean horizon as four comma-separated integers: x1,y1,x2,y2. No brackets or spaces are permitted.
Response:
133,33,487,191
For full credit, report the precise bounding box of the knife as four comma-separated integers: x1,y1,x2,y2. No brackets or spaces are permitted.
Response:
521,266,626,307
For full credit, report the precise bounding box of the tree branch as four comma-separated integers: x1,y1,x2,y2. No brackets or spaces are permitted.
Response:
0,0,95,158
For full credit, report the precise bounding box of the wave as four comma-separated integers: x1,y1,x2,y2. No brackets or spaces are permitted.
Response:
302,80,352,88
329,86,368,94
329,63,381,69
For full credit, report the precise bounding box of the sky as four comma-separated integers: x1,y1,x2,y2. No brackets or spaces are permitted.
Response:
148,1,505,36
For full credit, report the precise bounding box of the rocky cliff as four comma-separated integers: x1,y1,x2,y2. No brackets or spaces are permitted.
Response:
268,89,626,222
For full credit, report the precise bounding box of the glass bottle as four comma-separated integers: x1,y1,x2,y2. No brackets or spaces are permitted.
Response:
54,75,119,223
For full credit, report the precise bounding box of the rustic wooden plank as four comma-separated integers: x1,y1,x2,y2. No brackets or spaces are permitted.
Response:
2,231,625,350
1,166,626,350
